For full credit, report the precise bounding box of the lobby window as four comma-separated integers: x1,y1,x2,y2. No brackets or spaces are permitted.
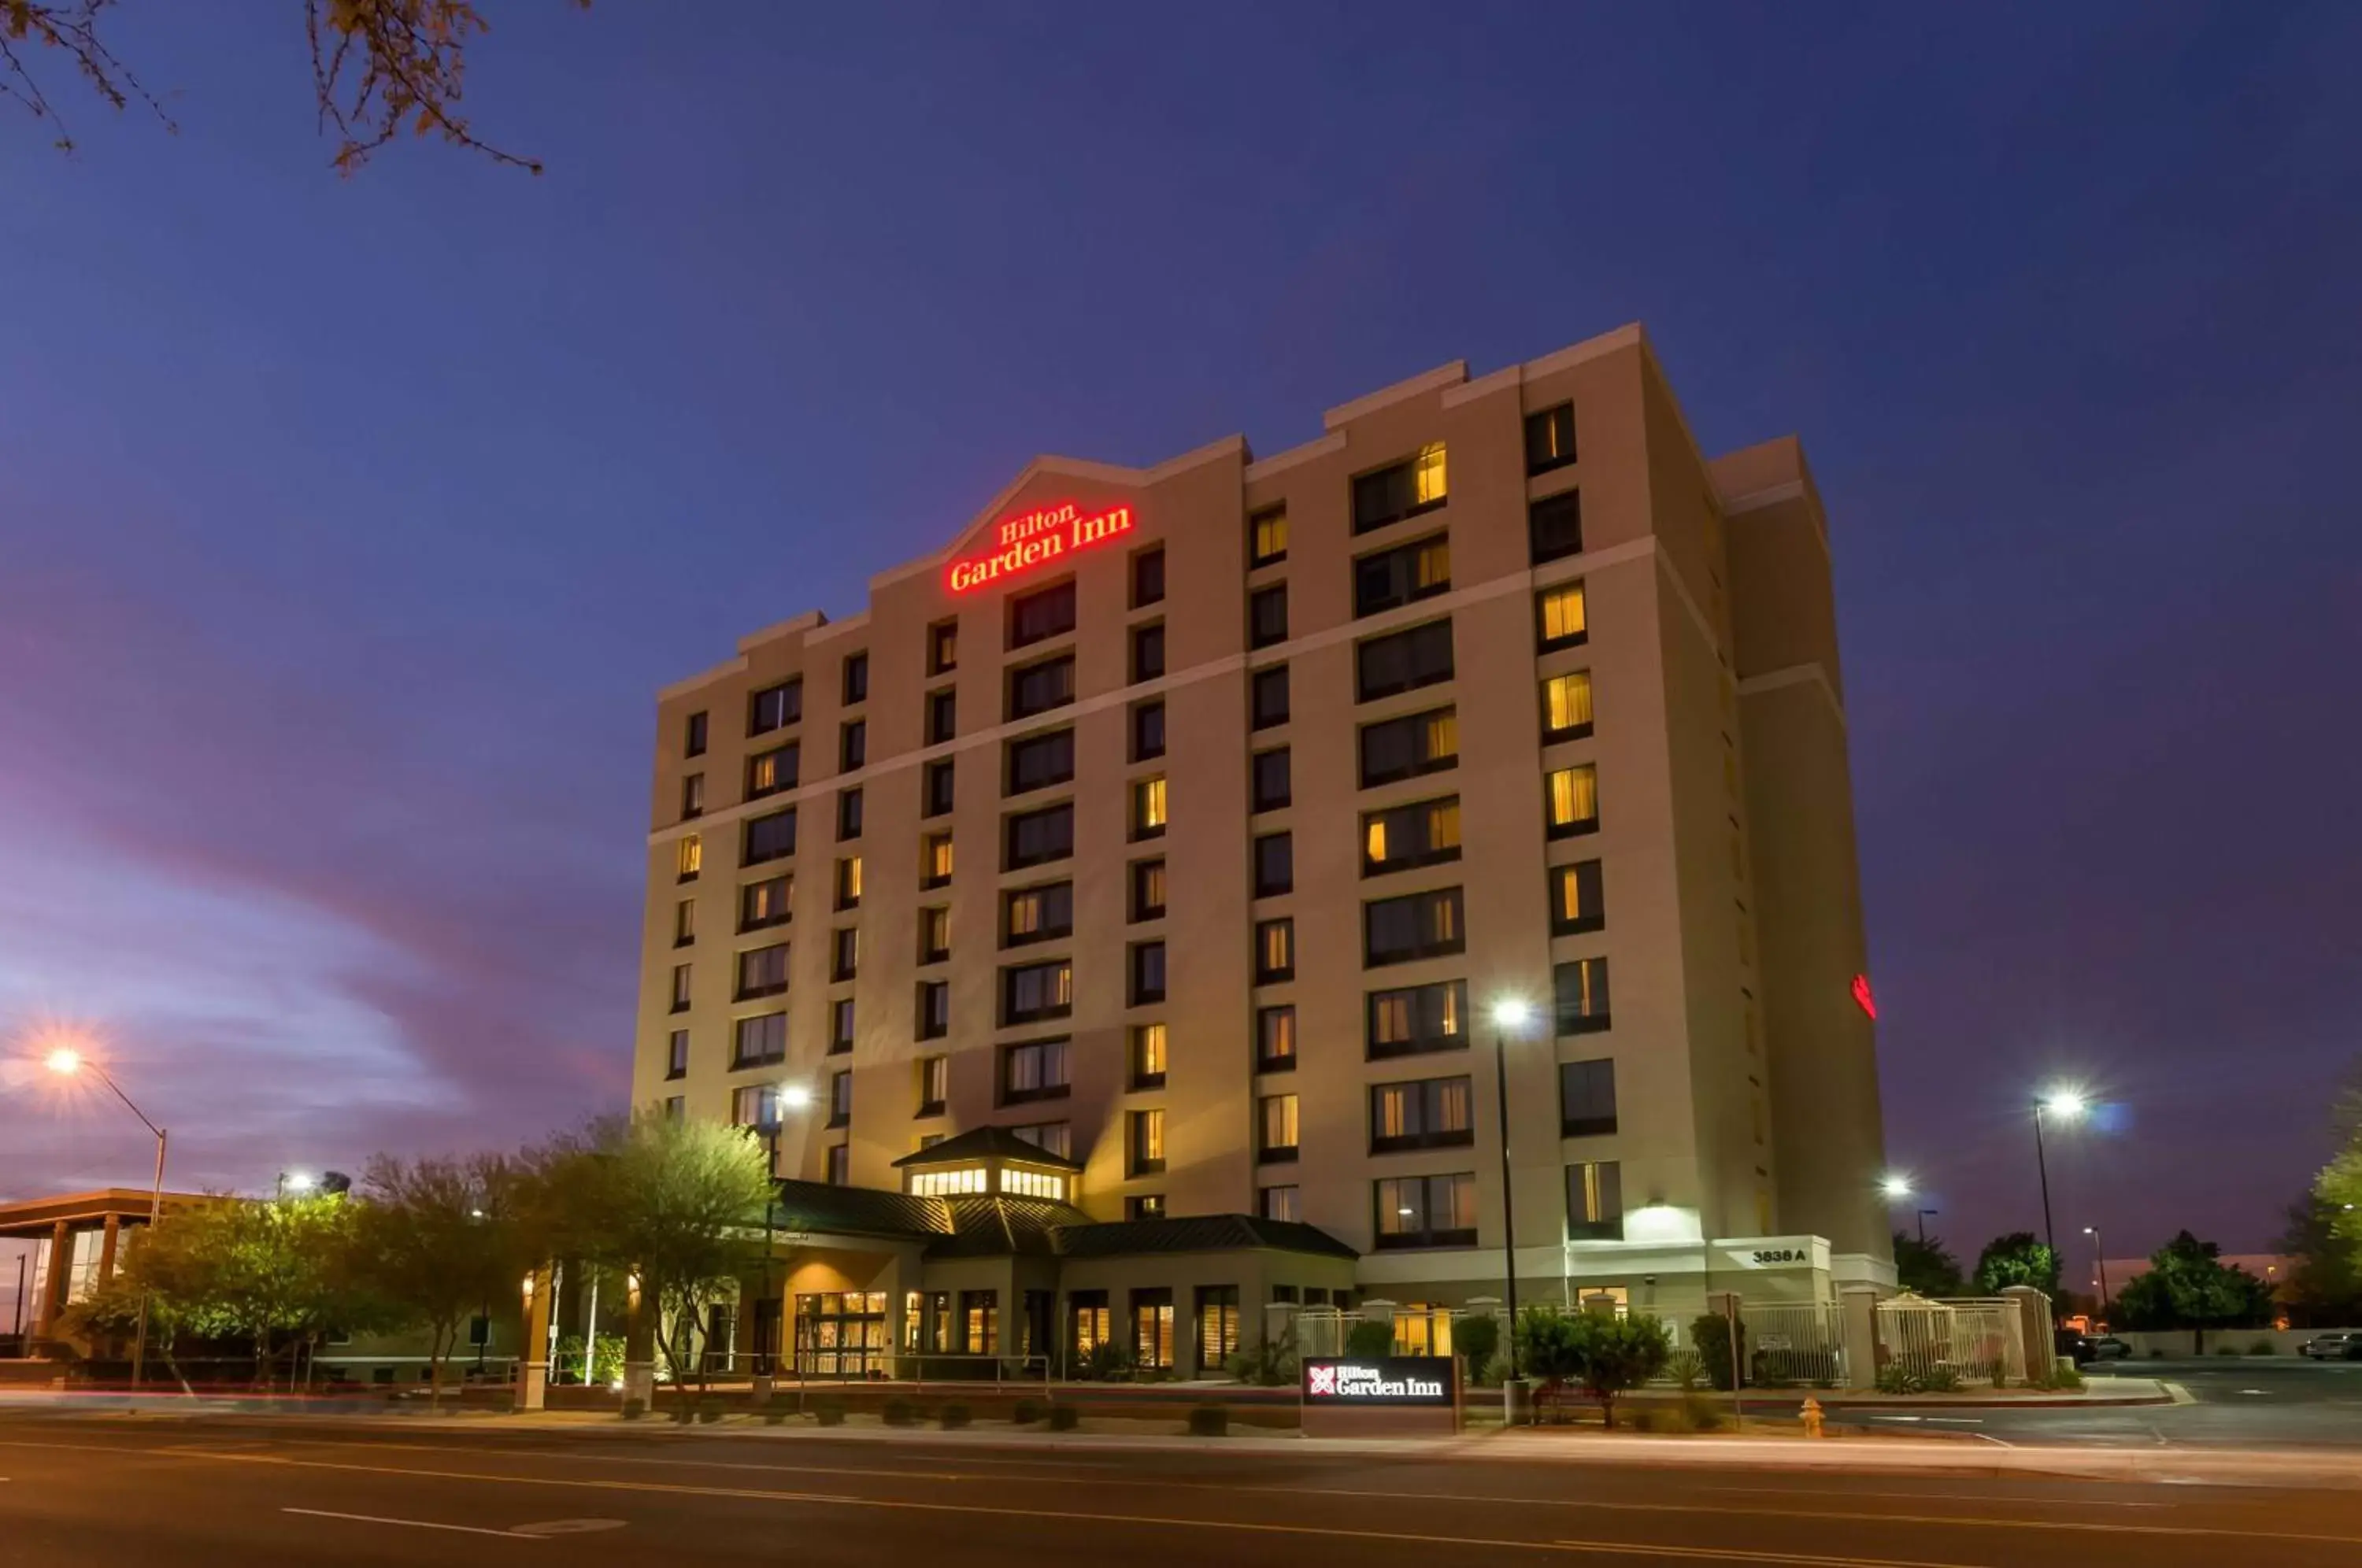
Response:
665,1028,689,1080
1369,1074,1474,1154
1359,705,1457,787
1002,880,1075,948
732,1084,782,1130
1249,503,1289,567
1130,858,1167,922
825,1143,850,1186
1353,534,1451,618
925,686,957,746
1131,1023,1168,1089
923,759,955,819
1127,1195,1166,1222
1130,941,1167,1006
1375,1171,1477,1250
1555,957,1612,1035
680,772,705,820
1362,796,1461,875
1251,747,1291,812
1550,860,1605,935
673,897,697,947
735,942,789,1000
1131,620,1166,683
1256,1004,1297,1072
1560,1059,1617,1137
668,963,692,1013
1542,671,1594,743
1546,764,1600,838
1568,1159,1624,1241
959,1289,1000,1354
1131,775,1168,840
1197,1285,1241,1370
1001,958,1073,1026
1253,832,1294,898
684,710,709,758
750,679,802,736
1005,727,1076,795
1254,917,1295,985
830,926,859,982
1352,442,1447,534
1249,665,1290,730
1364,886,1464,967
1009,579,1079,649
1367,978,1468,1059
1131,1288,1175,1370
837,787,864,841
839,719,866,772
918,904,950,965
921,830,955,889
1259,1185,1301,1223
1258,1093,1300,1163
746,742,798,799
1536,581,1587,651
916,979,950,1041
732,1011,787,1069
1001,1037,1071,1104
1530,490,1583,564
916,1054,948,1116
829,997,856,1053
828,1069,853,1128
1525,401,1576,475
1004,801,1074,870
1013,1121,1072,1159
1006,653,1076,721
1128,1108,1166,1175
1356,619,1455,702
1131,545,1166,608
677,834,703,882
834,855,863,910
927,619,958,676
1249,583,1289,649
841,651,868,706
1131,699,1166,761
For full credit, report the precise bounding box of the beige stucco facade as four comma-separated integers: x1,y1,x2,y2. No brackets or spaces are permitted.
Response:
631,323,1892,1322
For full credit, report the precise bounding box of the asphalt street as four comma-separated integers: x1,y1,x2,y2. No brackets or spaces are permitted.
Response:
1830,1358,2362,1448
5,1412,2362,1568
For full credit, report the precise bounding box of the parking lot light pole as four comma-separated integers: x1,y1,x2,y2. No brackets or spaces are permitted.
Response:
45,1047,167,1389
1489,998,1534,1387
2083,1226,2111,1322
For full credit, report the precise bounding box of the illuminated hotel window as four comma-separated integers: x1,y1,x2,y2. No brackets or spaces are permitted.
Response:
1525,402,1576,475
1361,797,1460,876
1542,671,1594,742
927,619,958,676
1256,1005,1296,1071
741,875,791,932
1131,775,1167,840
1366,979,1466,1060
1249,504,1289,567
676,835,702,882
1353,534,1451,618
1363,887,1462,967
1550,860,1605,935
1368,1074,1472,1154
917,904,950,964
1567,1159,1623,1240
834,855,863,910
1352,442,1447,534
1536,582,1587,650
1359,706,1457,787
1000,960,1072,1026
1002,1167,1067,1201
1128,1109,1165,1174
911,1166,987,1197
1258,1093,1300,1163
1554,957,1611,1035
921,831,954,889
1127,1194,1164,1221
1546,764,1599,838
1002,880,1073,947
1131,1023,1167,1089
1131,1288,1174,1370
746,742,798,798
1375,1172,1476,1249
1253,918,1294,985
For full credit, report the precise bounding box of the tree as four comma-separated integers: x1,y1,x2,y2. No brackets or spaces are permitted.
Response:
2112,1231,2279,1347
1893,1231,1967,1298
2278,1194,2362,1328
349,1152,536,1411
1517,1304,1672,1428
1973,1232,2060,1296
2,1,586,171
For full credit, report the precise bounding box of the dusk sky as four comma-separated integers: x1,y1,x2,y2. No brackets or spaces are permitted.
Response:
5,3,2357,1307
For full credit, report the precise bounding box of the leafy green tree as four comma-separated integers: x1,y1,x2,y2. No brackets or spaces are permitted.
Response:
1517,1305,1672,1427
1973,1232,2060,1296
2112,1231,2279,1346
1690,1311,1744,1391
1893,1231,1967,1297
349,1152,536,1411
1453,1312,1501,1386
2277,1194,2362,1327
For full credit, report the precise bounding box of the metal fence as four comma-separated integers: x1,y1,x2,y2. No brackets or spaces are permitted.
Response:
1736,1300,1846,1386
1875,1295,2025,1387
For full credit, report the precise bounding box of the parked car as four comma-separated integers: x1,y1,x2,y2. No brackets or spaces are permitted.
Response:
2300,1332,2362,1361
2057,1332,2133,1365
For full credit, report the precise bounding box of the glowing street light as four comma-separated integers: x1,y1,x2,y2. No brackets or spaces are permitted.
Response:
44,1046,83,1077
1878,1174,1913,1202
777,1084,815,1113
2033,1085,2092,1263
41,1038,168,1387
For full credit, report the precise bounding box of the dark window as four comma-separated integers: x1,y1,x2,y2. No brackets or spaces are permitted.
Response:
1369,1074,1475,1154
1131,621,1166,683
831,926,859,982
1358,706,1458,787
1535,581,1587,651
732,1012,787,1069
1251,747,1291,812
1554,957,1611,1034
1254,917,1294,985
1250,665,1290,729
829,997,856,1054
1007,654,1076,721
746,743,798,799
1249,584,1288,649
1130,859,1167,922
750,680,802,735
1364,886,1464,967
1253,832,1294,898
1001,960,1073,1027
841,652,868,705
1005,802,1074,870
1568,1159,1623,1241
735,943,789,1000
1525,402,1576,475
1002,881,1074,948
836,787,864,841
1127,1194,1165,1223
923,760,955,819
1131,700,1166,761
1005,727,1076,795
1560,1059,1617,1137
1249,504,1289,567
1362,796,1461,875
1375,1172,1476,1249
1256,1005,1297,1072
1356,619,1454,701
917,904,950,965
926,686,957,745
743,808,797,865
680,772,705,820
740,875,791,931
1131,547,1166,608
1550,860,1605,935
1529,490,1583,564
927,619,958,676
916,1054,948,1115
1353,534,1451,618
829,1068,853,1127
1130,941,1167,1006
683,711,708,758
1001,1036,1071,1103
1351,444,1447,534
1367,979,1468,1059
1009,580,1078,649
666,1028,690,1078
839,720,866,771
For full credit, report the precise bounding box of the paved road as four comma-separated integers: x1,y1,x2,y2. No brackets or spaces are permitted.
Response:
1831,1358,2362,1448
5,1414,2362,1567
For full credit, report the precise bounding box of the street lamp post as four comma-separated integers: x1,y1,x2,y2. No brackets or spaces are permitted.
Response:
1917,1209,1938,1248
1489,1000,1533,1384
2032,1089,2089,1267
761,1085,813,1389
2083,1226,2112,1322
45,1048,167,1389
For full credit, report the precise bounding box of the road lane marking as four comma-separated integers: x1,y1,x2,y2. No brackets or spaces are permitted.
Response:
1700,1487,2164,1508
283,1507,546,1540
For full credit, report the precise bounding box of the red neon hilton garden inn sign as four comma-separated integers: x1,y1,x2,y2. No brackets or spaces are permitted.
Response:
945,501,1136,594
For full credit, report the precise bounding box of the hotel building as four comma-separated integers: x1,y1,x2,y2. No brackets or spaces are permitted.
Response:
631,323,1891,1373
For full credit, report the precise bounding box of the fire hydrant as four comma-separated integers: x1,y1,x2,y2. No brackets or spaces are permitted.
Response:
1800,1396,1826,1439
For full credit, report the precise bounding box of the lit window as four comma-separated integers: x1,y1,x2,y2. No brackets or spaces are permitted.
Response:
1568,1159,1623,1240
1537,582,1587,649
1552,860,1605,934
923,831,955,888
1255,918,1294,985
1132,775,1167,838
1256,1005,1296,1071
676,836,702,882
1258,1093,1299,1161
1412,442,1446,507
835,856,863,908
1542,671,1594,741
1259,1185,1301,1223
1131,1023,1168,1087
912,1166,988,1196
1546,764,1600,838
1250,505,1289,566
1129,1108,1166,1173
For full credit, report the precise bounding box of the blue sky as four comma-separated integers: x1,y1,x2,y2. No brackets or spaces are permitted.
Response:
3,3,2358,1307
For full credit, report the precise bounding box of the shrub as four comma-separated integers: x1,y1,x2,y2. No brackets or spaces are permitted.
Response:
2248,1340,2278,1356
814,1396,846,1426
764,1407,788,1426
1922,1365,1961,1393
1455,1316,1502,1386
1346,1319,1396,1359
1626,1407,1661,1433
1690,1314,1744,1391
940,1401,972,1429
1519,1304,1672,1429
621,1397,646,1421
1013,1396,1046,1426
1224,1329,1299,1388
883,1397,917,1427
671,1403,695,1424
1875,1364,1925,1395
697,1404,723,1424
1046,1403,1080,1431
1679,1392,1725,1432
1753,1351,1798,1389
1187,1404,1228,1437
1664,1349,1706,1392
2048,1363,2084,1391
2149,1348,2165,1358
2215,1344,2241,1356
1077,1339,1135,1382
